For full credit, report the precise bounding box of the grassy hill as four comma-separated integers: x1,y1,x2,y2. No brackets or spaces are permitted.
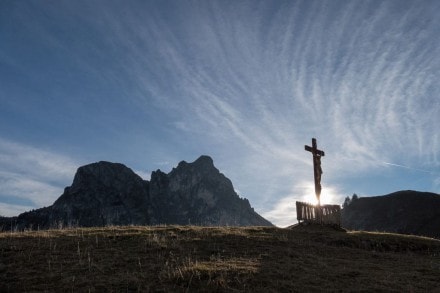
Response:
342,191,440,238
1,225,440,292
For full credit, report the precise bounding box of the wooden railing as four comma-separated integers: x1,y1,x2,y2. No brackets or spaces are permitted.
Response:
296,201,341,226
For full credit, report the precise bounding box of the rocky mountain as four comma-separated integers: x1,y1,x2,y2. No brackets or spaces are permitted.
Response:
342,190,440,238
1,156,272,230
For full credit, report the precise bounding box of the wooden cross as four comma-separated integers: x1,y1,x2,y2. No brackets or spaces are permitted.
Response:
305,138,325,206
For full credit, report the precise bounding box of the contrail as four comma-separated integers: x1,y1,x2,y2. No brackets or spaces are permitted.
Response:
381,161,437,174
340,156,440,176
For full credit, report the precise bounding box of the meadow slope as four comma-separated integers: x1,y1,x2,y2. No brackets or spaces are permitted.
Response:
1,225,440,292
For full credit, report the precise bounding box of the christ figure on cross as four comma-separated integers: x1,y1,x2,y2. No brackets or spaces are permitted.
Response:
305,138,325,206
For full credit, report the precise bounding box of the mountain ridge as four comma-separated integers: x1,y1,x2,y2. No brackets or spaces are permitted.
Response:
341,190,440,238
0,156,272,230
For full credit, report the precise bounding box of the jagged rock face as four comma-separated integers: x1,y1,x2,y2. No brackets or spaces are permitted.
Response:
50,161,150,227
8,156,272,230
148,155,270,226
342,190,440,239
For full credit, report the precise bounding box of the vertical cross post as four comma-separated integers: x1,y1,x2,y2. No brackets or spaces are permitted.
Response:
305,138,325,207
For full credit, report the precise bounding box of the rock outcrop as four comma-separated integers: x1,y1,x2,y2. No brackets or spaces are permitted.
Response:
1,156,272,230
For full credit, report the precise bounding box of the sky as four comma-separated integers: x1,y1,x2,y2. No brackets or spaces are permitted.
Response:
0,0,439,227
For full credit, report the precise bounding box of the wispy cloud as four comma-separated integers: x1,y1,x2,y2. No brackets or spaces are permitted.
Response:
0,1,438,226
0,138,79,215
99,0,439,225
140,1,440,224
0,202,36,218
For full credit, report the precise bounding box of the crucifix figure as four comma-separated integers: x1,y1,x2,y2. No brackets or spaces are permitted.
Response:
305,138,325,206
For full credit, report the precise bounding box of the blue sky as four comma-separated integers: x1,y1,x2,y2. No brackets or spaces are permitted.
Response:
1,0,439,226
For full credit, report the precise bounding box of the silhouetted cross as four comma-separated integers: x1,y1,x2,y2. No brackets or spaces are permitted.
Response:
305,138,325,206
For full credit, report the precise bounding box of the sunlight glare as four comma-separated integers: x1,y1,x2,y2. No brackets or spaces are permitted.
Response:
301,182,337,205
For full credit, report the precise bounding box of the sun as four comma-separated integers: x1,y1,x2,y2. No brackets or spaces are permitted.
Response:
301,182,338,205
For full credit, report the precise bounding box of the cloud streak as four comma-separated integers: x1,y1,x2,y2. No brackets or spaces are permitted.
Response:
133,1,440,222
0,138,79,214
0,1,438,225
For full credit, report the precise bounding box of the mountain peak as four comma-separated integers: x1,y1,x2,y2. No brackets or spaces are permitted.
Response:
173,155,217,177
76,161,133,176
194,155,214,166
71,161,142,190
5,155,272,229
176,155,214,168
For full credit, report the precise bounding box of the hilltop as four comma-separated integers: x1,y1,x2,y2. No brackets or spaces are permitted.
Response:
1,225,440,291
342,190,440,238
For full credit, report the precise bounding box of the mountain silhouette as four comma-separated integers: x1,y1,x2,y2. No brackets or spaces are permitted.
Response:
342,190,440,238
0,155,272,230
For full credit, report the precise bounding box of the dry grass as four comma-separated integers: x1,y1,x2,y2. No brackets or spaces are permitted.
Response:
1,225,440,292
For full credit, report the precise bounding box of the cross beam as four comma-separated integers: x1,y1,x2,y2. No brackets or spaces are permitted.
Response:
305,138,325,206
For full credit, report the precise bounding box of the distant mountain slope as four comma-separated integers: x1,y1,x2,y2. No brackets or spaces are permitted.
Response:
342,190,440,238
1,156,272,230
